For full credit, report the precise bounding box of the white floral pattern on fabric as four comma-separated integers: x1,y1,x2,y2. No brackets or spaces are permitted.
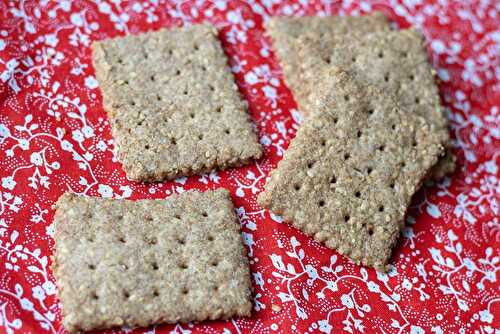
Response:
0,1,498,333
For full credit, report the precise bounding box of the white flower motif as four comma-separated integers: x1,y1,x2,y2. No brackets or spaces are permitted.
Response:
457,299,469,311
318,319,332,334
83,152,93,161
20,298,34,311
269,213,283,223
0,124,10,143
18,138,29,150
214,0,226,10
119,185,132,198
367,281,380,292
59,0,71,11
42,281,56,296
340,294,354,309
70,13,84,26
244,72,258,85
226,10,241,24
479,309,493,323
96,140,107,151
0,69,9,82
71,129,84,143
120,13,130,23
61,140,73,151
410,325,425,334
132,2,142,12
463,258,475,271
253,272,264,288
45,223,55,237
81,125,94,138
30,152,43,166
98,184,113,198
326,281,338,292
431,40,446,54
84,76,98,89
1,59,19,82
260,135,271,146
44,33,58,47
51,51,65,66
98,2,112,13
32,285,45,300
2,176,16,190
484,161,498,174
262,85,277,99
305,264,318,279
402,278,413,290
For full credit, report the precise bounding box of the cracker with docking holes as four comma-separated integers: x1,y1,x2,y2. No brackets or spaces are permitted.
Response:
92,24,262,182
258,68,444,271
298,28,454,178
265,13,390,110
53,189,252,333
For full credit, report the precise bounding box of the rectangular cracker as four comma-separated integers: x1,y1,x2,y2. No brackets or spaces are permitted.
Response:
298,28,455,178
265,13,390,110
53,189,252,333
92,24,262,182
258,68,444,271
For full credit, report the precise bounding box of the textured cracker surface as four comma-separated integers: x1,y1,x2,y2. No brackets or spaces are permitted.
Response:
265,13,390,109
298,28,455,178
92,24,262,182
53,189,252,333
258,69,444,271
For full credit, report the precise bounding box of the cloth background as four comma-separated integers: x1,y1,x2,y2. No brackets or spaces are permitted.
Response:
0,0,498,333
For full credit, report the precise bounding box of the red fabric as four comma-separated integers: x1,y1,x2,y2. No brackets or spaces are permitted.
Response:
0,1,498,333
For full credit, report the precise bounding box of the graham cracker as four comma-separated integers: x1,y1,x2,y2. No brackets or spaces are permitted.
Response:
92,24,262,182
258,68,444,271
53,189,252,333
265,13,390,109
298,28,455,178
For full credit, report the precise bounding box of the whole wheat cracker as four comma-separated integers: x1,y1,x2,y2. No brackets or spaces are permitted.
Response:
265,13,390,110
92,24,262,182
297,28,455,178
258,68,444,271
53,189,252,333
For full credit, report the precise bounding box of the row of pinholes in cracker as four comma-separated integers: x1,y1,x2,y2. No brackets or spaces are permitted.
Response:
53,189,253,333
92,23,262,182
259,13,451,271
